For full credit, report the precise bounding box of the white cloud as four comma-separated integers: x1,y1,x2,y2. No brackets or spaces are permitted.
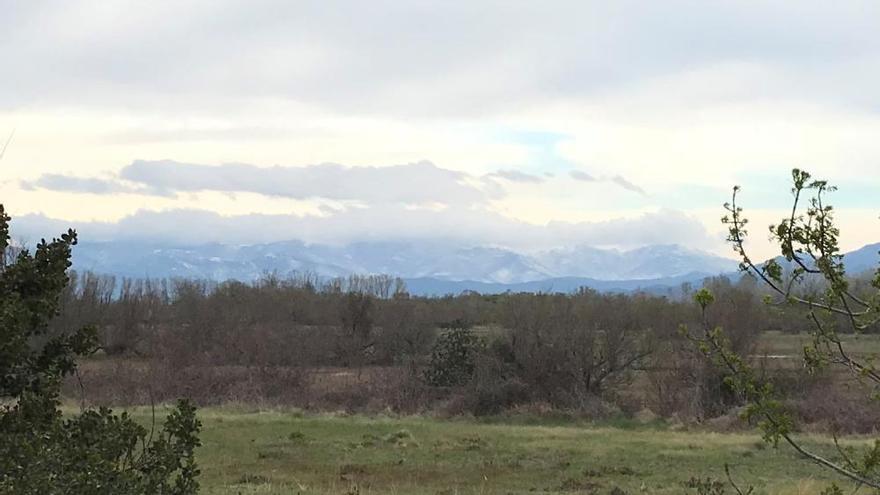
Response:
22,174,141,195
484,169,545,184
11,206,717,254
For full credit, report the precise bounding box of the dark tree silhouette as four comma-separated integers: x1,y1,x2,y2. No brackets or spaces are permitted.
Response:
0,204,202,495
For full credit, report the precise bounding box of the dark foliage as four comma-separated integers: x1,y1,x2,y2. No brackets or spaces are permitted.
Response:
0,204,202,495
424,326,483,386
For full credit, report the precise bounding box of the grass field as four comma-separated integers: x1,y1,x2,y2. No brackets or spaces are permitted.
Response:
120,406,859,495
71,331,880,494
757,330,880,358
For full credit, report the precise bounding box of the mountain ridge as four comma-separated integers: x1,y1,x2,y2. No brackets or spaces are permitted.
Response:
68,240,878,296
70,239,738,284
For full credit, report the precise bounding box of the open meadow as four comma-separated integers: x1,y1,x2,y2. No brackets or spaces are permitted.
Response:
115,405,859,495
757,330,880,359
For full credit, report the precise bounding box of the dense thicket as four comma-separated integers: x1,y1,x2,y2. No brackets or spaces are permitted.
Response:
49,264,878,426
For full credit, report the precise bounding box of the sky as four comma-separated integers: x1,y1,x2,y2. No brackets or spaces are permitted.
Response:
2,0,879,259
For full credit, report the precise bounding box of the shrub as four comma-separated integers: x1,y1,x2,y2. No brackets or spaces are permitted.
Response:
466,378,530,416
424,326,483,386
0,205,202,494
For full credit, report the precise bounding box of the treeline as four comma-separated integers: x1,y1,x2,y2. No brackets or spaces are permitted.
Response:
56,270,878,429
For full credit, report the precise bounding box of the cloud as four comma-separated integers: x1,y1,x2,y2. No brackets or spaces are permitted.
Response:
120,160,491,205
10,205,716,253
485,169,544,183
21,174,140,195
568,170,646,195
101,126,303,145
23,158,652,216
569,170,596,182
4,0,877,262
6,1,880,118
28,160,496,206
611,175,647,196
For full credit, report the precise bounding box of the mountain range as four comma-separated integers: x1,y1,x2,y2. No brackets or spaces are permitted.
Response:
69,240,878,296
839,243,880,274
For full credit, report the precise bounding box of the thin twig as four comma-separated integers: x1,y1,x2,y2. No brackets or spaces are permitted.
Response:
724,464,754,495
74,366,87,412
0,129,14,161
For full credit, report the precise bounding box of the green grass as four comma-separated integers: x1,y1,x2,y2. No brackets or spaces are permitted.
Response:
117,405,859,494
758,330,880,358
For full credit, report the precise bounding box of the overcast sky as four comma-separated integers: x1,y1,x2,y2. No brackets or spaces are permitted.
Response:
2,1,879,258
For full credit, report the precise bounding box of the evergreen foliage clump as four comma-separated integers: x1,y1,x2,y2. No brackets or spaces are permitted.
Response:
0,204,202,495
425,326,483,386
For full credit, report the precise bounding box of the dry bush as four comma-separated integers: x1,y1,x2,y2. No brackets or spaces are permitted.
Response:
66,359,308,407
787,378,880,434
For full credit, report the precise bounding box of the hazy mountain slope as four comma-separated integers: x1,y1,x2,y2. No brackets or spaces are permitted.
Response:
403,272,713,296
71,240,526,282
72,240,735,284
843,243,880,274
766,243,880,277
535,244,737,280
69,239,877,295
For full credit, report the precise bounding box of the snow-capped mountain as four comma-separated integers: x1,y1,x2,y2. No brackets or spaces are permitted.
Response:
68,240,879,295
71,239,738,284
535,244,738,280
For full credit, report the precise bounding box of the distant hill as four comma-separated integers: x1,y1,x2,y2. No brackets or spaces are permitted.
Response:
68,239,877,296
71,240,737,284
766,243,880,277
844,243,880,274
403,272,714,296
535,244,736,280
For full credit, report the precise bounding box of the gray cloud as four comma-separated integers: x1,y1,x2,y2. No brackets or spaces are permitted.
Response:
28,160,494,205
5,1,880,116
26,160,652,203
485,169,544,183
569,170,596,182
569,170,646,195
121,159,490,204
611,175,647,196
